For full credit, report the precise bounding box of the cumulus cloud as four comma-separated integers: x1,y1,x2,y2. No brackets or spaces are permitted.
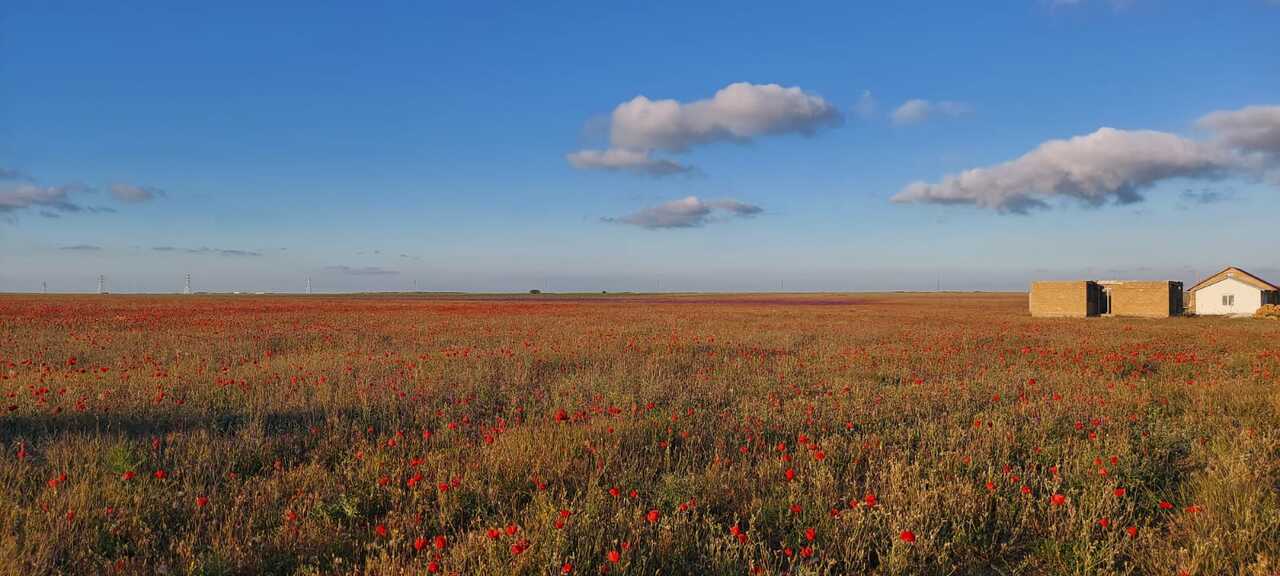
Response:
1198,105,1280,159
565,148,691,176
893,128,1233,213
894,103,1280,213
110,183,165,203
324,265,400,276
604,196,763,229
152,246,262,257
609,83,842,151
569,82,841,175
891,99,971,125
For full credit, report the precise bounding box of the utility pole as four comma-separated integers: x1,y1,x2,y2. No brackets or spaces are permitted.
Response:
184,273,192,295
98,275,105,295
42,281,47,294
306,276,312,295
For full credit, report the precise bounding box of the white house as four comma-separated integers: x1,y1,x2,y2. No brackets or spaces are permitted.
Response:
1188,267,1280,316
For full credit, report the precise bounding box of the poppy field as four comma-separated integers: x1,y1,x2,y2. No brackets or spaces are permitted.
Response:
2,292,1279,575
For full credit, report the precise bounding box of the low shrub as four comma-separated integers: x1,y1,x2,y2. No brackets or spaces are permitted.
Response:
1254,303,1280,318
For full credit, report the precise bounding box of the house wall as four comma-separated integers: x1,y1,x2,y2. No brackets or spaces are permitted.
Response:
1106,282,1183,318
1195,277,1264,315
1030,281,1095,317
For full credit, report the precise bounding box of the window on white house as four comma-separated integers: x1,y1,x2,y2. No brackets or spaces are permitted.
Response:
1222,294,1234,306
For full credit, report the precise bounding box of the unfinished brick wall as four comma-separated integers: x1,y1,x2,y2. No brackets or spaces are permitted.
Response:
1030,281,1094,317
1106,282,1184,318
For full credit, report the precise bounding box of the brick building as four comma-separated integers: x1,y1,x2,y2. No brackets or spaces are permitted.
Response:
1030,280,1184,318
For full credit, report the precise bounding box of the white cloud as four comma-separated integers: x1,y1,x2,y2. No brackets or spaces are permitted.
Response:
609,82,842,152
1,169,160,219
565,148,691,176
604,196,762,229
1198,105,1280,158
569,82,841,176
894,103,1280,213
0,183,85,214
891,99,971,125
892,127,1235,213
708,198,765,218
110,183,165,203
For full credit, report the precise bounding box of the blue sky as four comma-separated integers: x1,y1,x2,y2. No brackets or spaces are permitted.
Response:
2,1,1278,293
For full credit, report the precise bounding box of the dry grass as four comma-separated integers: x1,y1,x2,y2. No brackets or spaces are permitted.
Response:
1,293,1278,575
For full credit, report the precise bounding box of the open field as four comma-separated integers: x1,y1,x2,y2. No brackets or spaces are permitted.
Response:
2,293,1279,575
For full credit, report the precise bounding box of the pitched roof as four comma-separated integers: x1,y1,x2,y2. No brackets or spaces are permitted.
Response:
1188,266,1280,292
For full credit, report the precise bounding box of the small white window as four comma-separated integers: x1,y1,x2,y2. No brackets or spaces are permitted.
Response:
1222,294,1234,306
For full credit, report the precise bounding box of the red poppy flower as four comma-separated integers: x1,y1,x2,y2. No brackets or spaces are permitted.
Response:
899,530,916,543
646,509,660,523
195,496,208,508
433,535,447,550
561,563,573,574
414,536,426,551
1159,500,1174,510
374,524,387,537
1050,494,1066,506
